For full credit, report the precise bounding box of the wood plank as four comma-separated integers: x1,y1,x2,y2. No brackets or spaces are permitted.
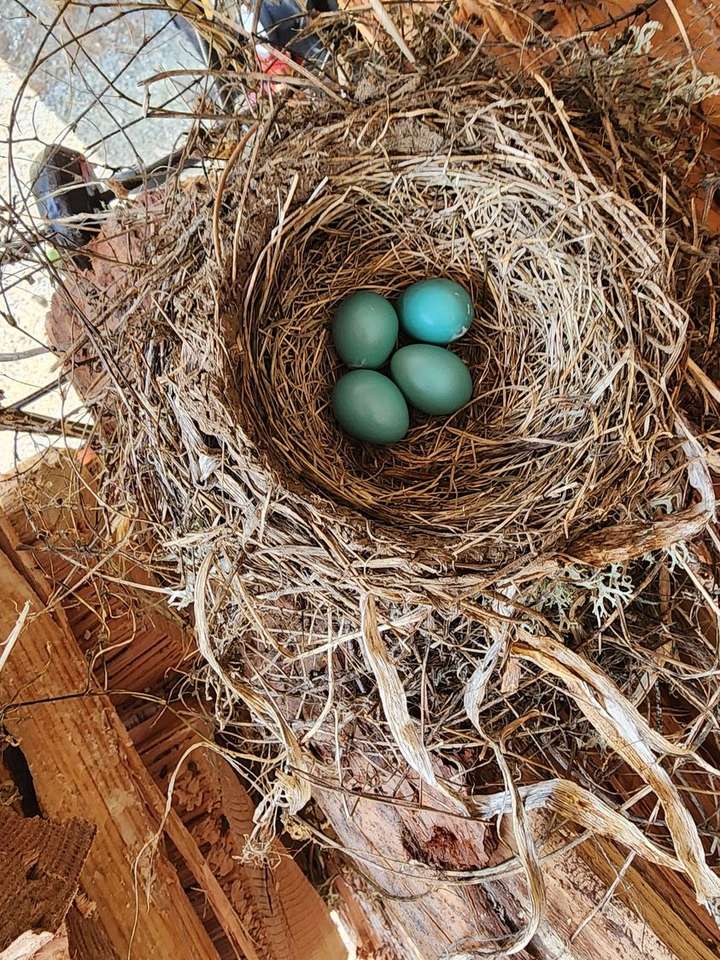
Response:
131,708,346,960
579,837,720,960
0,545,220,960
0,451,190,713
2,457,344,959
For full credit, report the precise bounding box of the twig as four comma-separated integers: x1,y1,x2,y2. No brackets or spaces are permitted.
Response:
368,0,415,65
0,408,90,440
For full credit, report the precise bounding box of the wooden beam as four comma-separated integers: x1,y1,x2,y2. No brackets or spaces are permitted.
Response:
1,455,345,959
131,707,346,960
0,450,191,713
579,837,720,960
0,545,220,960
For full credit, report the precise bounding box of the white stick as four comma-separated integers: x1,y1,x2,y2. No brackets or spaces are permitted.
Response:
0,601,30,674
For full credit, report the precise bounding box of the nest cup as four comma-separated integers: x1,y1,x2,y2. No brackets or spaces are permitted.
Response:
237,151,687,550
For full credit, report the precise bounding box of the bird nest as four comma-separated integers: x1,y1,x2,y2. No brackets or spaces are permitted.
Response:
238,146,688,552
18,11,720,941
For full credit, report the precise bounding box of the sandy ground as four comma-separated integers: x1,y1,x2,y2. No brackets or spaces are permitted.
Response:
0,0,200,470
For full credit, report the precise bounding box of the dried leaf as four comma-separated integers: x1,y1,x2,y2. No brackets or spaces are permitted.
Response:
513,628,720,914
361,594,462,810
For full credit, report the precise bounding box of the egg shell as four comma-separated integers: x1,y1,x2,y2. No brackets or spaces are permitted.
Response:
332,291,399,368
398,278,473,344
332,370,409,444
390,344,473,416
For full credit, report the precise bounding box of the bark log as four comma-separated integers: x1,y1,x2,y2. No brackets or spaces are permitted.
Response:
321,766,718,959
0,806,93,960
579,837,720,960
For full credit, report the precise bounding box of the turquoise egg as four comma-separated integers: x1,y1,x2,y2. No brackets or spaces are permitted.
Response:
332,370,409,444
398,278,473,344
390,344,472,416
332,291,398,368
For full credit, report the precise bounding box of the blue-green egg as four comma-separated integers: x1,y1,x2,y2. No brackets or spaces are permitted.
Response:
332,291,398,368
398,278,473,344
332,370,409,444
390,344,472,416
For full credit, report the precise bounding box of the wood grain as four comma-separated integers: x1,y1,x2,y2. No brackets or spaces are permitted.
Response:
0,545,220,960
131,707,345,960
1,453,344,960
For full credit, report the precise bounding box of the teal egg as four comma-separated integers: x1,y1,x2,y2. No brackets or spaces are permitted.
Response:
332,370,409,444
390,344,473,416
398,278,473,344
332,291,398,368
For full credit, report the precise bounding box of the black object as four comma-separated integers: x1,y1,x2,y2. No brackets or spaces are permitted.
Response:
30,144,112,250
259,0,318,62
257,0,337,66
1,745,41,818
113,146,202,193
